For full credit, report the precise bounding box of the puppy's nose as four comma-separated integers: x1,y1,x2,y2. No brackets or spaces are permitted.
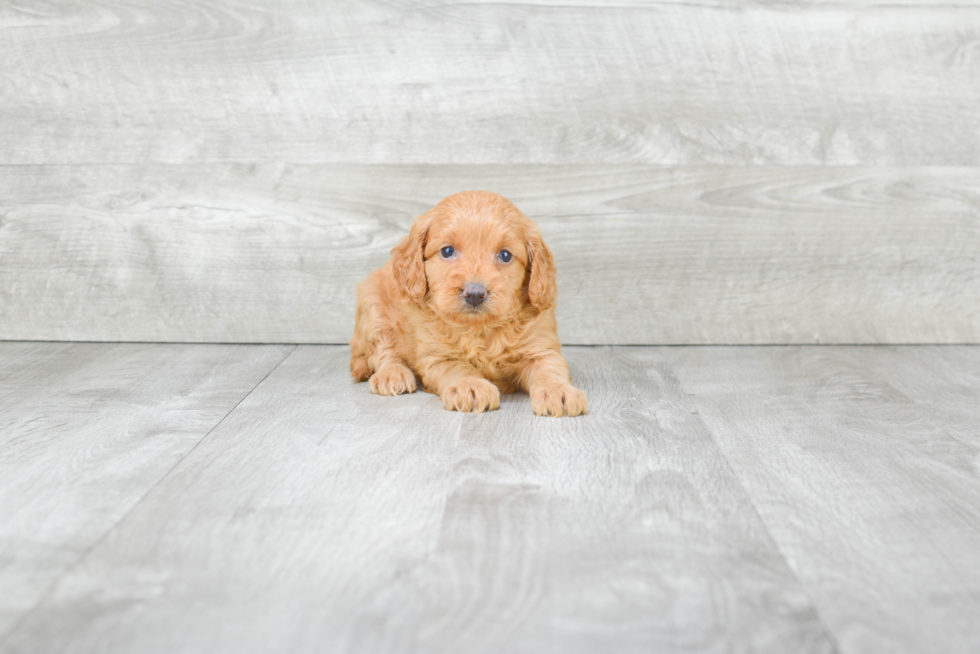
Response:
462,283,488,306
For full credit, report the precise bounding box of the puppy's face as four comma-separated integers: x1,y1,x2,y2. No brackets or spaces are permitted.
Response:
391,191,557,324
422,208,528,324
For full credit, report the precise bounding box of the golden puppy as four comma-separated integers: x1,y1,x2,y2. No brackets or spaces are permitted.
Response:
350,190,587,417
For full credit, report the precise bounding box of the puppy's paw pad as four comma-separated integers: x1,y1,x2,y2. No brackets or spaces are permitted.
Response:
531,385,588,417
369,366,417,396
441,378,500,413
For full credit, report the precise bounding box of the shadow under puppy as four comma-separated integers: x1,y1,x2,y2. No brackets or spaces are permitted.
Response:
350,190,588,417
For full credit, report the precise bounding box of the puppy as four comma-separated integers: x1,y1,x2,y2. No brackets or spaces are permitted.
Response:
350,190,587,417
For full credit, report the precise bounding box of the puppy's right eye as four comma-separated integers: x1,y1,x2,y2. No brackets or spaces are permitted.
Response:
440,246,455,259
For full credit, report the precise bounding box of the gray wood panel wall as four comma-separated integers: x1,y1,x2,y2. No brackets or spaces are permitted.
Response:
2,1,978,344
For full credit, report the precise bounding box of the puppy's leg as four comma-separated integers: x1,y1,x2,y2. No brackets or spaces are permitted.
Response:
419,360,500,413
519,353,588,417
350,279,378,381
350,331,373,382
351,275,417,396
368,340,417,396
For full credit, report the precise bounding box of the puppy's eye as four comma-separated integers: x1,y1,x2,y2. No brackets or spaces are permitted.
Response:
440,246,455,259
497,249,513,264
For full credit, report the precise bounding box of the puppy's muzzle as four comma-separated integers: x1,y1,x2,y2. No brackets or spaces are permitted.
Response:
462,283,488,307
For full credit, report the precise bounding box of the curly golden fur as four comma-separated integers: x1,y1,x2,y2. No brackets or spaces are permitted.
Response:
350,190,588,417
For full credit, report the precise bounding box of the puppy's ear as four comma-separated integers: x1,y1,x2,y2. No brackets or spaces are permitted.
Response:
526,226,557,310
391,210,434,303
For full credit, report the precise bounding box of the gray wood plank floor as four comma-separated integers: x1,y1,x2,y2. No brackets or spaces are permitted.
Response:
666,346,980,653
0,343,293,640
2,343,978,653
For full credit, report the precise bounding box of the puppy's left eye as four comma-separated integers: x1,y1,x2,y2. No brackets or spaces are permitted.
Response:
497,249,513,264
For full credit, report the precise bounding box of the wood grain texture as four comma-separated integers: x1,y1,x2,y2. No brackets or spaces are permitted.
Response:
0,346,837,654
666,345,980,654
0,342,291,640
1,1,979,165
839,346,980,448
2,165,978,344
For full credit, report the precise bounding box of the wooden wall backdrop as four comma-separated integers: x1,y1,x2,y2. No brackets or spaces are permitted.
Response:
1,0,978,344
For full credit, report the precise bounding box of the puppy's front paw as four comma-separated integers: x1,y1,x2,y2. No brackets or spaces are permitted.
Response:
531,384,588,417
441,377,500,413
369,365,417,396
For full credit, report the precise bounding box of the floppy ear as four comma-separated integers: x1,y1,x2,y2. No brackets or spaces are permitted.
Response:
526,226,557,310
390,211,434,303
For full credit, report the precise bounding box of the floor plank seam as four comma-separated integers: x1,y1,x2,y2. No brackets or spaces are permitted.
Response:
666,368,846,654
0,344,298,649
708,435,846,654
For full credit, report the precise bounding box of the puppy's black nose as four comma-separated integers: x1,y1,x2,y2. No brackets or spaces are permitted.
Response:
462,283,488,306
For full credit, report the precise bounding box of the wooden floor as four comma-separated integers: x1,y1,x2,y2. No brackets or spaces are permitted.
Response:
2,343,978,654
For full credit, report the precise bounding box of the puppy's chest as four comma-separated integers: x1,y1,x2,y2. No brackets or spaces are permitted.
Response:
430,330,524,380
465,348,521,380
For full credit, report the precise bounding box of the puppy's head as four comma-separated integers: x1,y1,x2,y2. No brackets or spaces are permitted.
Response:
391,190,556,323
